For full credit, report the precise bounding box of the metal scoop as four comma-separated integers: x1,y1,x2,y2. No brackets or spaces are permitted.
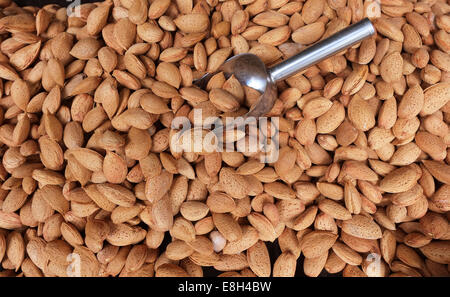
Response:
195,18,376,118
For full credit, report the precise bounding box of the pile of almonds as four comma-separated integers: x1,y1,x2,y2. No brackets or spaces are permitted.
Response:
0,0,448,277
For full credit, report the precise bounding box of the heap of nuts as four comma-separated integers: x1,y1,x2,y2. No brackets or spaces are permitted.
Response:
0,0,448,277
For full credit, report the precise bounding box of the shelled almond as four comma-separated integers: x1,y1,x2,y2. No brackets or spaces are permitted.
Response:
0,0,448,278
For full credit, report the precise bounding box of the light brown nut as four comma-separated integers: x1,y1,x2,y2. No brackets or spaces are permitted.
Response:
247,240,271,277
301,231,338,259
341,215,382,240
273,252,297,277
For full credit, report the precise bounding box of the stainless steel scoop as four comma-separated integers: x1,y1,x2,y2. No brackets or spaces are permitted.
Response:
195,18,376,118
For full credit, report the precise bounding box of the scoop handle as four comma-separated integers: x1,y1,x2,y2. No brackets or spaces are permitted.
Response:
268,18,376,83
